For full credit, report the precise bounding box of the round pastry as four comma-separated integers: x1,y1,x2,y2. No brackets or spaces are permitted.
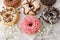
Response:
40,0,56,6
20,16,41,34
4,0,21,8
42,7,59,24
0,7,19,26
21,0,41,15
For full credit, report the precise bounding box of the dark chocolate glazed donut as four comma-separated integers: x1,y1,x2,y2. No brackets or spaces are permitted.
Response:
42,7,59,24
4,0,21,7
40,0,56,6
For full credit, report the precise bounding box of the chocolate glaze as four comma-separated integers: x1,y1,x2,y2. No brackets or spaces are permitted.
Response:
22,0,40,15
40,0,56,6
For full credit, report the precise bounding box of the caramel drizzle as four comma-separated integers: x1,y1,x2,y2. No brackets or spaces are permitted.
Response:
22,0,40,15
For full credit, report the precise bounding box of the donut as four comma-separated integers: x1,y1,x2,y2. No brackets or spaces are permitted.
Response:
21,0,41,15
20,16,41,34
40,0,56,6
0,7,19,26
42,7,59,24
4,0,21,8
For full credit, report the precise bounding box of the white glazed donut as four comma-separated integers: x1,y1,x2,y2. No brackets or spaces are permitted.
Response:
21,0,41,15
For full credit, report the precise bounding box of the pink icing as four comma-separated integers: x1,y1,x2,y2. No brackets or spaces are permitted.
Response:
20,16,41,34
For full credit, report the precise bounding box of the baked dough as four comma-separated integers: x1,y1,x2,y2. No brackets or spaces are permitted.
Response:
0,7,19,26
21,0,41,15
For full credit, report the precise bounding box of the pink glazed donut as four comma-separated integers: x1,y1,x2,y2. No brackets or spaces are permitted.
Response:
20,16,41,34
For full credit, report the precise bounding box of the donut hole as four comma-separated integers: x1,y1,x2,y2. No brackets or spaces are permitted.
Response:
28,22,33,26
51,18,53,20
49,13,53,16
4,13,12,22
5,13,10,18
29,4,32,8
29,23,32,26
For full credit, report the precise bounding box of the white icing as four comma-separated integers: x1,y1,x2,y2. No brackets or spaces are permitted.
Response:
32,0,40,11
22,4,31,14
22,0,40,15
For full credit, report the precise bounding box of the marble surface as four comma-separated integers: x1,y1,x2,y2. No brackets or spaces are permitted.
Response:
0,0,60,40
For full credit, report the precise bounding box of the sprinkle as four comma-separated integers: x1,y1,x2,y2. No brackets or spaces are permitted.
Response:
2,6,4,8
18,8,20,10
